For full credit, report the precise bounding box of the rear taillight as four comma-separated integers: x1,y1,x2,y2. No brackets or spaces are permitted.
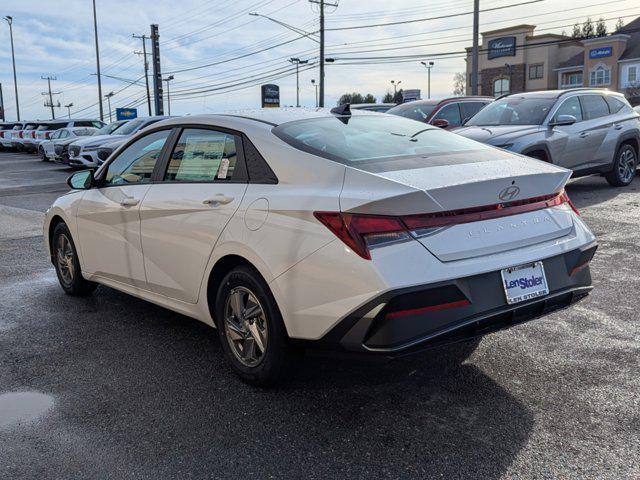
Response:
31,131,36,138
19,131,24,138
0,132,4,138
313,212,410,260
315,190,576,260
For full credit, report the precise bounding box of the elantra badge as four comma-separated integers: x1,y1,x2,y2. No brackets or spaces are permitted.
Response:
498,185,520,201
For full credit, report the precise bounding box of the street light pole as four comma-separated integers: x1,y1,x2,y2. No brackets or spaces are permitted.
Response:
92,0,104,121
4,16,20,120
164,75,174,115
289,58,309,107
311,79,318,107
420,61,435,99
471,0,480,95
104,92,114,122
64,103,73,118
390,80,401,95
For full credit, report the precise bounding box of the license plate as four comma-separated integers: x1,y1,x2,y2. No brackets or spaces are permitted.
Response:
501,261,549,305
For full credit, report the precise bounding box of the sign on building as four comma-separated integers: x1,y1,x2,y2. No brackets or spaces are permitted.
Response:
589,47,612,59
488,37,516,59
261,84,280,108
116,108,138,121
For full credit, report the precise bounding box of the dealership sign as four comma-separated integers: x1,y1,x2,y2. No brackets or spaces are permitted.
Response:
261,84,280,108
488,37,516,59
589,47,612,59
115,108,138,121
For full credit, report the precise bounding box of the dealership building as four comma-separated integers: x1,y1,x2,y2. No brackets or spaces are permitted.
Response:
465,17,640,104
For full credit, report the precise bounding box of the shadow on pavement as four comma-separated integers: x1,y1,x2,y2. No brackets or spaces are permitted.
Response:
565,175,639,210
0,280,534,479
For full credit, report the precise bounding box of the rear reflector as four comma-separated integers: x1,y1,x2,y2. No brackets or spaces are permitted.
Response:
385,299,471,319
315,190,577,260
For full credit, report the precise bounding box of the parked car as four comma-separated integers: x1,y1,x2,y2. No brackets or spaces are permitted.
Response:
387,96,493,129
68,116,171,168
455,89,640,187
349,103,397,113
40,127,98,162
45,107,597,385
11,121,40,151
0,122,19,150
32,119,104,155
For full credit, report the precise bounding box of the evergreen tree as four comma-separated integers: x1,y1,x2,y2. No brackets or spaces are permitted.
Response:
382,92,394,103
615,17,625,33
363,93,376,103
595,18,607,37
392,89,404,104
571,23,582,38
582,18,595,39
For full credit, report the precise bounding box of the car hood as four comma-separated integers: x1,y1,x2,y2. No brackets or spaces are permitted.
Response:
70,134,126,148
454,125,544,146
99,138,127,149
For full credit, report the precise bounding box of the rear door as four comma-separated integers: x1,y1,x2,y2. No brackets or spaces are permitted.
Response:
139,127,248,303
575,94,611,168
76,129,173,288
460,101,490,124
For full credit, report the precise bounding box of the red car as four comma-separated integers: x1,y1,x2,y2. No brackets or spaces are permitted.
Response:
387,96,493,129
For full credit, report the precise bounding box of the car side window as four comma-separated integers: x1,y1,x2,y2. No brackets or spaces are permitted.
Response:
460,102,488,121
553,96,583,122
51,130,62,139
580,95,609,121
604,96,629,114
60,130,69,139
163,128,239,182
432,103,462,126
104,130,171,186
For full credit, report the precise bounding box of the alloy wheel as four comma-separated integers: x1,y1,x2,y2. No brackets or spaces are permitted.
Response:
56,234,75,286
618,148,637,184
224,286,269,367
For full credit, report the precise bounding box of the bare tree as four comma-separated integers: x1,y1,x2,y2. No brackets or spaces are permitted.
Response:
453,72,466,96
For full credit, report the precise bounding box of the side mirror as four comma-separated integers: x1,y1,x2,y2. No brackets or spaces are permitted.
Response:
431,118,449,128
67,170,95,190
549,114,576,127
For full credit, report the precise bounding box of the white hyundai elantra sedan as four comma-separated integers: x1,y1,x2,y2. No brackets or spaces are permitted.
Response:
44,107,597,385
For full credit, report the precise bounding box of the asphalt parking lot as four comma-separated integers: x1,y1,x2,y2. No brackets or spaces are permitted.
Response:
0,150,638,479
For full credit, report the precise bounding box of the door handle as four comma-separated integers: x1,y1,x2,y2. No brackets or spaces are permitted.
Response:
203,194,234,206
579,132,589,138
613,124,623,130
120,197,140,207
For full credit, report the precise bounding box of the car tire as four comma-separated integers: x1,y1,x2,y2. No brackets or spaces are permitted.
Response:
39,147,48,162
605,143,637,187
215,266,289,386
52,222,97,296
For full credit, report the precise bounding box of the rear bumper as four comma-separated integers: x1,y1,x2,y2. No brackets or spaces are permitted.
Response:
298,242,596,356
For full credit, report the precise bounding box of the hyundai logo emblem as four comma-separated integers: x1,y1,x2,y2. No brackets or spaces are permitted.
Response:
498,185,520,201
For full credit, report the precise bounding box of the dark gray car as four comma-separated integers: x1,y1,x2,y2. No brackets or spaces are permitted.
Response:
455,89,640,187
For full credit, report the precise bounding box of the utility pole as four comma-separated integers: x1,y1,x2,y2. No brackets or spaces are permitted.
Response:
310,0,338,108
104,92,114,122
64,103,73,118
164,75,174,115
133,33,152,116
150,24,164,115
0,83,5,121
41,76,60,119
421,61,435,99
311,79,318,107
289,58,309,107
471,0,480,95
4,16,20,120
92,0,104,121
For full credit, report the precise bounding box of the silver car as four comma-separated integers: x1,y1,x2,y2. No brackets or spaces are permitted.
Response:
456,89,640,187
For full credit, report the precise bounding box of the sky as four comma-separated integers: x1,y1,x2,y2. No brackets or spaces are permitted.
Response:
0,0,638,121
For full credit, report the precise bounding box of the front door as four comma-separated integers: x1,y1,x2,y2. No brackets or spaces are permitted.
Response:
140,127,248,303
76,129,172,288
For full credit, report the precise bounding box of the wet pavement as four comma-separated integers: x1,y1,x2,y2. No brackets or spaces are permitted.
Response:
0,151,639,479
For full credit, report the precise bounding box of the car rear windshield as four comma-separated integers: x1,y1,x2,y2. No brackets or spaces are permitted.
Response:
387,102,437,121
37,124,64,131
272,115,490,164
466,97,555,126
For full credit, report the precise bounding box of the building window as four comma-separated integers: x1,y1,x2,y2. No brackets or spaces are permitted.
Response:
493,77,510,97
589,65,611,86
629,66,638,85
529,64,544,80
561,72,583,88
